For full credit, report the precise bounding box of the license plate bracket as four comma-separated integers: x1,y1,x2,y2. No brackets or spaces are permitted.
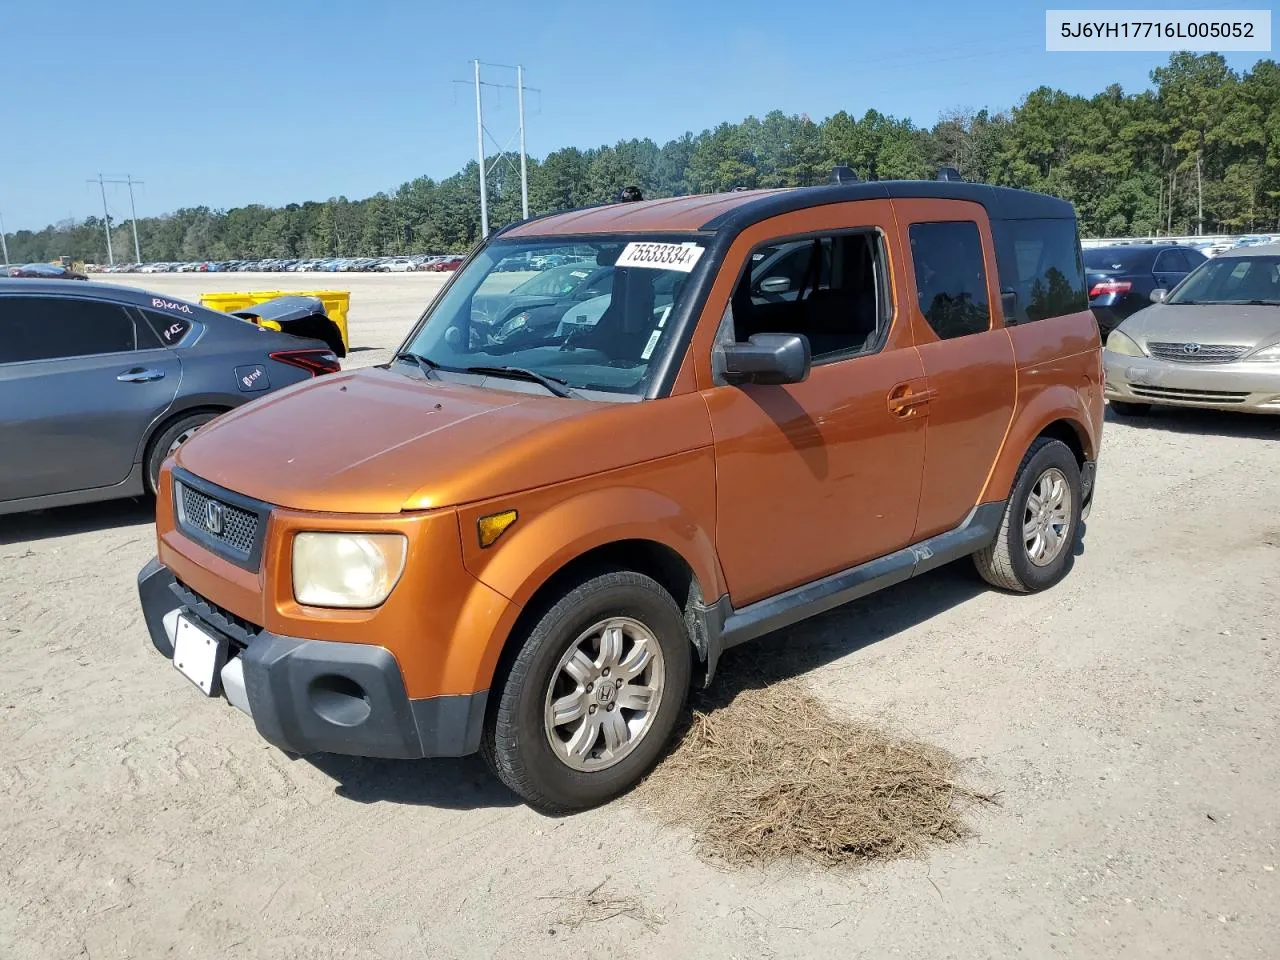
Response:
173,614,227,696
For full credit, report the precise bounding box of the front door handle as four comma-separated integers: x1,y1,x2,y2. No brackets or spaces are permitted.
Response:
887,383,936,417
117,367,165,383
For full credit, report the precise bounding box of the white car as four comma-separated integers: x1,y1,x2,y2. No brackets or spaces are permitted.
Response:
375,258,416,272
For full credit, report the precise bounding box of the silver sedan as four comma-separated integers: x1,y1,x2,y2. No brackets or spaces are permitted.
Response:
1103,243,1280,415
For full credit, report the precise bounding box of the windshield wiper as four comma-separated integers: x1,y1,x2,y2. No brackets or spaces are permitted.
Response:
394,350,442,379
1242,299,1280,306
463,365,581,399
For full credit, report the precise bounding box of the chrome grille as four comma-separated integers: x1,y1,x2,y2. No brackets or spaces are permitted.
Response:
1130,385,1249,403
1147,342,1251,364
176,481,259,558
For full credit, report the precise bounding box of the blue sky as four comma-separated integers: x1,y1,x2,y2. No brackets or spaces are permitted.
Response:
0,0,1268,231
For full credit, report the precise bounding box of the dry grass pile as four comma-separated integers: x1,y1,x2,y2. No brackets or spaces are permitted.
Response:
638,666,996,868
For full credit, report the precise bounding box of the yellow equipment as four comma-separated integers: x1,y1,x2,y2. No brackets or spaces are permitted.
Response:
199,290,350,356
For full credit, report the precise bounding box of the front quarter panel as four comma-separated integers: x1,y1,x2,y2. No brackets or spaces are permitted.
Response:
455,448,722,684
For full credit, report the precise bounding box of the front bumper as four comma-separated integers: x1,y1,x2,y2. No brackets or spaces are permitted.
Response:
1103,351,1280,414
138,557,487,759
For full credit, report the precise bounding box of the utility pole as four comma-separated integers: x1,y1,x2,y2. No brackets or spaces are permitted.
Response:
123,175,143,262
517,64,529,219
474,59,489,239
455,62,540,236
0,211,9,267
89,174,114,266
88,175,147,264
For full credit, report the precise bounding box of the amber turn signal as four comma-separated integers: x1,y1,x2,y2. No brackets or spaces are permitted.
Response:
477,510,518,548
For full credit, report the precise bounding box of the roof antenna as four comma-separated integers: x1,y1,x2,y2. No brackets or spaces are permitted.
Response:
829,165,860,184
936,166,964,182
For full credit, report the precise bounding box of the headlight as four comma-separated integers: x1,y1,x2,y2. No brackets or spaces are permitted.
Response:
1105,330,1145,357
292,532,407,608
1248,343,1280,361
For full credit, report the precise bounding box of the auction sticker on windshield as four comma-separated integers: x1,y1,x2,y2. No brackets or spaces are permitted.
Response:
616,241,705,273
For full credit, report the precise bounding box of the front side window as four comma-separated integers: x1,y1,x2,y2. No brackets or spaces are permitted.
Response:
1167,255,1280,305
726,232,888,362
0,296,136,364
908,221,991,339
400,237,705,397
994,218,1088,323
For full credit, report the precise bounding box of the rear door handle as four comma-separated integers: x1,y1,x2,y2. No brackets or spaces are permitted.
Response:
887,384,936,417
117,367,165,383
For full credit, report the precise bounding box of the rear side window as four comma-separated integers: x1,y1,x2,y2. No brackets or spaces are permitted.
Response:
993,218,1088,324
142,309,193,345
0,296,136,363
908,221,991,340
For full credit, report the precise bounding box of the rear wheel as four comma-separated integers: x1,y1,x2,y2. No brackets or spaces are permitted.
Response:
1108,400,1151,417
481,569,691,813
145,411,221,494
973,438,1082,593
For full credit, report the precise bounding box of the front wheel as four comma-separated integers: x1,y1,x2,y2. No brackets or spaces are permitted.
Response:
973,438,1082,593
481,570,692,813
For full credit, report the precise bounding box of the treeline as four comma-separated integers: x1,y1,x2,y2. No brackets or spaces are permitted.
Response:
6,53,1278,265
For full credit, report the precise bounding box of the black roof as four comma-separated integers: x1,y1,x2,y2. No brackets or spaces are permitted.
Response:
701,180,1076,232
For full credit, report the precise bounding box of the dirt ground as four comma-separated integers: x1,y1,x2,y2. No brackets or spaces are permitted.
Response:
3,272,1278,959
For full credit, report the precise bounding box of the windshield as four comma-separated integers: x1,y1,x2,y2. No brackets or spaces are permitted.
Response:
400,237,706,398
1167,255,1280,305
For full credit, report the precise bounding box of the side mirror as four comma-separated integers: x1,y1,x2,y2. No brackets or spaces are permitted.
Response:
1149,288,1168,304
757,275,791,295
717,333,811,386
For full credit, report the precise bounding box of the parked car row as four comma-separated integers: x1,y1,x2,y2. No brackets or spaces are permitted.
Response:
86,255,466,275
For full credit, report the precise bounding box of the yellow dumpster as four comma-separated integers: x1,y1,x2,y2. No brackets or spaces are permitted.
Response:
199,290,350,356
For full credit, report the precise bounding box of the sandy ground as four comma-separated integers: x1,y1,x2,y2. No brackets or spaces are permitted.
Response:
3,273,1279,959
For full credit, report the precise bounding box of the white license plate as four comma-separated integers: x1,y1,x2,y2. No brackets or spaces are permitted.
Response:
172,614,227,696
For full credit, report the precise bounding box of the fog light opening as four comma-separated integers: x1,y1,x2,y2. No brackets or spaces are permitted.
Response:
308,674,372,727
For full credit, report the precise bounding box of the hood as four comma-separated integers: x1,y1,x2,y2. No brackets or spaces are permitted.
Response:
173,366,710,514
1120,302,1280,349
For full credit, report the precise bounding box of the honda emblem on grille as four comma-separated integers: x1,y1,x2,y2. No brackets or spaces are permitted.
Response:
1182,343,1202,355
205,501,225,535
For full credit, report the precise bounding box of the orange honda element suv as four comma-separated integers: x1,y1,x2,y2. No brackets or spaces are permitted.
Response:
138,176,1103,812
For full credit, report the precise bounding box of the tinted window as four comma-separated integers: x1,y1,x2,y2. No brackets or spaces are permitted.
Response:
0,296,136,363
1082,247,1149,271
729,232,888,362
909,221,990,339
1155,249,1187,272
142,309,192,345
993,218,1088,323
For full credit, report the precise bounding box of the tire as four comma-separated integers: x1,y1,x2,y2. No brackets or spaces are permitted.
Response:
973,437,1082,594
145,410,221,494
481,569,692,814
1108,400,1151,417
